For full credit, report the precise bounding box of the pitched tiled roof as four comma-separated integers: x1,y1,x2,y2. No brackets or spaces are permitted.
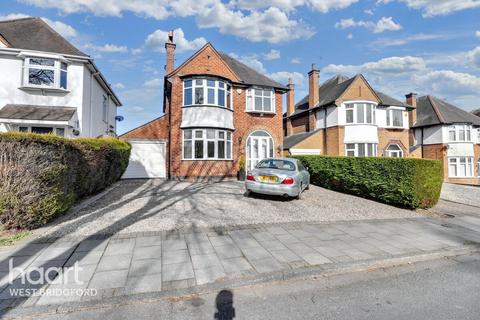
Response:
375,91,410,108
219,52,287,90
283,130,321,149
415,96,480,127
0,17,87,57
472,109,480,118
0,104,76,121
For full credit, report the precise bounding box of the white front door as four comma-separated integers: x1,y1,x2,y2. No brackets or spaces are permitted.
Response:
246,131,274,170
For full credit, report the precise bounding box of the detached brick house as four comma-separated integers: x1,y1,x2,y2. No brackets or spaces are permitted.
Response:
283,65,413,158
408,94,480,185
121,33,287,179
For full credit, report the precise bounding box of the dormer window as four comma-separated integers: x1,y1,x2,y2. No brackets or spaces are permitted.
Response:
183,78,232,109
23,57,68,90
246,88,275,113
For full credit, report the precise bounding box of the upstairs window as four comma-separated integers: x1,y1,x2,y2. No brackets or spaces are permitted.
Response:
345,103,376,124
24,57,68,89
386,109,404,127
448,124,472,142
183,78,232,109
246,88,275,113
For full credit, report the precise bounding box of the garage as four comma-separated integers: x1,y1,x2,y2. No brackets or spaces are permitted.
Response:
122,140,167,179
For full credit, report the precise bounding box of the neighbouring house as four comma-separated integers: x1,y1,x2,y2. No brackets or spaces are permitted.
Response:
283,64,413,158
407,94,480,185
120,32,287,179
0,17,121,138
473,109,480,118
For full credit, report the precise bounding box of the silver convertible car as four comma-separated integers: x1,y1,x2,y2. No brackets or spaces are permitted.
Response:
245,158,310,199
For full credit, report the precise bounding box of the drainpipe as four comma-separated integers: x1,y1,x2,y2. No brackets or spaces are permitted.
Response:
323,108,327,155
421,128,424,158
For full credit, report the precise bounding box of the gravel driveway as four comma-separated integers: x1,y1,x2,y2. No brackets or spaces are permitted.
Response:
42,180,419,238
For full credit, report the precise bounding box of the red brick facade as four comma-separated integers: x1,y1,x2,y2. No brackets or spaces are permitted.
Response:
121,44,284,179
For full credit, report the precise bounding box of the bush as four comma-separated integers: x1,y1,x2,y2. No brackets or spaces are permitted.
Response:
293,155,443,209
0,132,131,229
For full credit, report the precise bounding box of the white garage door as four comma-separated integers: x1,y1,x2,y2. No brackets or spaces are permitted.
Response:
122,140,166,179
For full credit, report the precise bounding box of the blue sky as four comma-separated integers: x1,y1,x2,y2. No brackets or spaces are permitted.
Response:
1,0,480,134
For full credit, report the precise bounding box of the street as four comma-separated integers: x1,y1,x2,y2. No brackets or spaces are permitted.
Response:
8,253,480,320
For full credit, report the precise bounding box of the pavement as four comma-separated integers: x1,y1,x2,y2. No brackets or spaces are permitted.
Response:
12,252,479,320
37,180,417,238
0,214,479,316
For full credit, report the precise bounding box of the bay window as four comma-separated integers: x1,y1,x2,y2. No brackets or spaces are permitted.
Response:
183,78,232,109
448,157,473,177
386,109,403,127
345,103,376,124
246,88,275,113
23,57,68,89
448,125,472,142
345,143,377,157
183,129,232,160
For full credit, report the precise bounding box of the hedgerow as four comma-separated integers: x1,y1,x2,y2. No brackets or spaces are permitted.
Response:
0,132,131,229
294,155,443,209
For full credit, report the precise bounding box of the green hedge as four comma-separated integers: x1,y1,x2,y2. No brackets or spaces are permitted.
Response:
0,132,131,229
293,155,443,209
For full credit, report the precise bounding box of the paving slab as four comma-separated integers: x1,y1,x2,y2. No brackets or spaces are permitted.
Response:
162,263,194,282
88,270,128,290
129,259,162,277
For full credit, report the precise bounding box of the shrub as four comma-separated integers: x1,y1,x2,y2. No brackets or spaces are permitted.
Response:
293,155,443,209
0,132,131,229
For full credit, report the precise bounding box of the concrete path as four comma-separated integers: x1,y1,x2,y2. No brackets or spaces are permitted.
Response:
0,216,478,313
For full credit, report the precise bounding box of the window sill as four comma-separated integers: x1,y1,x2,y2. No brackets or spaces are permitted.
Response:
246,110,276,115
182,105,233,112
345,123,377,126
182,159,234,161
447,141,474,144
19,86,70,94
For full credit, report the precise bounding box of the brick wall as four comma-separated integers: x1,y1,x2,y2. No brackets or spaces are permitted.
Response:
378,128,410,156
167,45,284,179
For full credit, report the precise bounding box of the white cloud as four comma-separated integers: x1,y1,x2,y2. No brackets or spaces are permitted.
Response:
364,9,374,15
414,70,480,95
113,83,125,89
476,31,480,38
143,78,163,88
371,32,454,47
269,71,305,86
335,16,402,33
323,56,426,76
0,14,78,39
145,28,207,53
467,47,480,67
131,106,145,112
263,49,281,60
228,52,267,73
291,57,302,64
20,0,316,43
347,33,354,39
212,0,359,12
131,48,143,55
86,43,128,53
378,0,480,17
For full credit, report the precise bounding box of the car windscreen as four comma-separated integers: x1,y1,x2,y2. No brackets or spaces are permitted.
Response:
256,159,296,171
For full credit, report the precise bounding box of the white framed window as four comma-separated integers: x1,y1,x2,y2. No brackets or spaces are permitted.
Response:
345,143,377,157
386,109,403,127
344,103,376,125
246,88,275,113
477,159,480,177
23,57,68,89
448,124,472,142
183,128,232,160
448,157,474,178
102,95,108,122
385,144,403,157
16,126,66,136
183,78,232,109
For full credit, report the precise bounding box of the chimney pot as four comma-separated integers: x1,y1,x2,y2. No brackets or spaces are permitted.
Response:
287,78,295,117
165,30,176,75
308,64,320,108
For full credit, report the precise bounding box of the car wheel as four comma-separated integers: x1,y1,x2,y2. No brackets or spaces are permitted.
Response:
296,184,303,200
305,182,310,190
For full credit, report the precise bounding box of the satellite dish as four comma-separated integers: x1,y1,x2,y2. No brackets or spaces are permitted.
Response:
115,115,124,122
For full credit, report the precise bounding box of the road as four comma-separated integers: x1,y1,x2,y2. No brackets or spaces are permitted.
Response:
7,253,480,320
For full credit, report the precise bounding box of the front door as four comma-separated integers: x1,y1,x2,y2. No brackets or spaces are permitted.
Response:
246,131,274,171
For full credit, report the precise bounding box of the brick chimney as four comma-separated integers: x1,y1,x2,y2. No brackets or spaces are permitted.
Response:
405,92,417,127
308,64,320,108
165,30,176,75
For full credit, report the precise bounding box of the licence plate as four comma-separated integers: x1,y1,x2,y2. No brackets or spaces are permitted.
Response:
259,175,278,183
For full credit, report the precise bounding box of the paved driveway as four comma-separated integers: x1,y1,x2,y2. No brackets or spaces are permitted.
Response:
41,180,418,239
